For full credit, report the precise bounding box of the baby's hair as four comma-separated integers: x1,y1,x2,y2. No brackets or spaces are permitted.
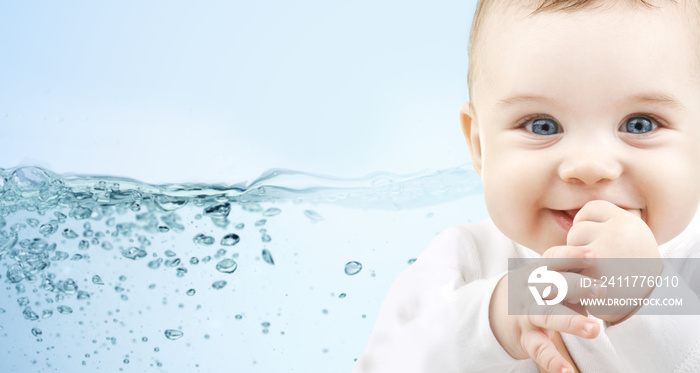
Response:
467,0,700,105
532,0,658,12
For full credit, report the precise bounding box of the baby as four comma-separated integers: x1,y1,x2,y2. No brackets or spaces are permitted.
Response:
354,0,700,372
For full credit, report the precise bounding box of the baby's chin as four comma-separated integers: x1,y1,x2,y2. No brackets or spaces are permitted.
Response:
503,228,568,255
492,214,570,254
528,239,567,256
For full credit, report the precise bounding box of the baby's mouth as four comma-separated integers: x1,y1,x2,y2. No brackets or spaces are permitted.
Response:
563,208,581,220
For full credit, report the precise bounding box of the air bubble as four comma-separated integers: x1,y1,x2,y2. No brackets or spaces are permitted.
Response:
23,307,39,321
193,234,214,245
212,280,227,290
39,223,56,235
215,259,237,274
62,279,77,294
10,167,49,197
164,329,183,340
69,206,92,220
262,208,281,217
220,233,240,246
77,291,90,300
54,211,67,222
62,229,78,239
262,249,274,265
344,261,362,276
304,210,323,222
203,202,231,218
148,258,163,269
121,247,147,260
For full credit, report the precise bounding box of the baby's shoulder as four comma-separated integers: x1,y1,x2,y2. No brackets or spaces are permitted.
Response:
417,219,517,275
425,219,514,253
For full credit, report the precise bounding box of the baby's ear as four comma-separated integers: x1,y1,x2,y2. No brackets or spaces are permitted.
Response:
460,102,483,176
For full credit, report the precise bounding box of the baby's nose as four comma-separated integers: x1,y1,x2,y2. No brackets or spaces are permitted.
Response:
558,147,622,185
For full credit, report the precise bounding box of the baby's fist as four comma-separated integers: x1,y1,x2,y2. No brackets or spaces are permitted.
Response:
567,200,662,322
566,200,658,259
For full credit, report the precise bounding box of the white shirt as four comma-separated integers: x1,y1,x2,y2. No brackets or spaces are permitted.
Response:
353,217,700,372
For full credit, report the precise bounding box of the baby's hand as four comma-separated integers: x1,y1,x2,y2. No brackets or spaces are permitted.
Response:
567,200,659,259
568,200,662,322
490,246,600,373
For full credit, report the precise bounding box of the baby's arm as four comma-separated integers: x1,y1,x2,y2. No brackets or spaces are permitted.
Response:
605,282,700,372
353,226,598,372
353,227,528,372
489,245,601,373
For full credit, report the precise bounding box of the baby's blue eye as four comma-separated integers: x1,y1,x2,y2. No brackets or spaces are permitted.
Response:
621,117,655,134
526,118,560,136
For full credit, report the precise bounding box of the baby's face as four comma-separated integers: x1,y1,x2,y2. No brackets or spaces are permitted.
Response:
464,2,700,253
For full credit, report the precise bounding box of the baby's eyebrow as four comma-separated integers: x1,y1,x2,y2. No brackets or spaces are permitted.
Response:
496,92,685,111
619,93,686,111
496,94,557,108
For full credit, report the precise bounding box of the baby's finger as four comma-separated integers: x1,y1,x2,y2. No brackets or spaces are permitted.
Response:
560,272,605,304
521,329,573,373
566,221,600,247
527,307,600,339
565,301,587,315
572,200,619,224
540,245,594,271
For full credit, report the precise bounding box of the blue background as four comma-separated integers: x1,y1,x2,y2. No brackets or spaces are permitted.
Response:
0,0,478,184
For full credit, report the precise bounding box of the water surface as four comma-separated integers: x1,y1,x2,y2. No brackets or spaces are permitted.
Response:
0,165,485,372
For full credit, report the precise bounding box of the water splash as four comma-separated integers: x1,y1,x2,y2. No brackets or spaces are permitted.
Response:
0,164,484,372
0,165,480,213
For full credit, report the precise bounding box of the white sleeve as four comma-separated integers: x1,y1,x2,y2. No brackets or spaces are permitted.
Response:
353,229,530,373
606,315,700,372
605,264,700,373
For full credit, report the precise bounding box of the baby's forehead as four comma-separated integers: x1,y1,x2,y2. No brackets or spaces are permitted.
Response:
468,0,700,105
476,0,698,40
